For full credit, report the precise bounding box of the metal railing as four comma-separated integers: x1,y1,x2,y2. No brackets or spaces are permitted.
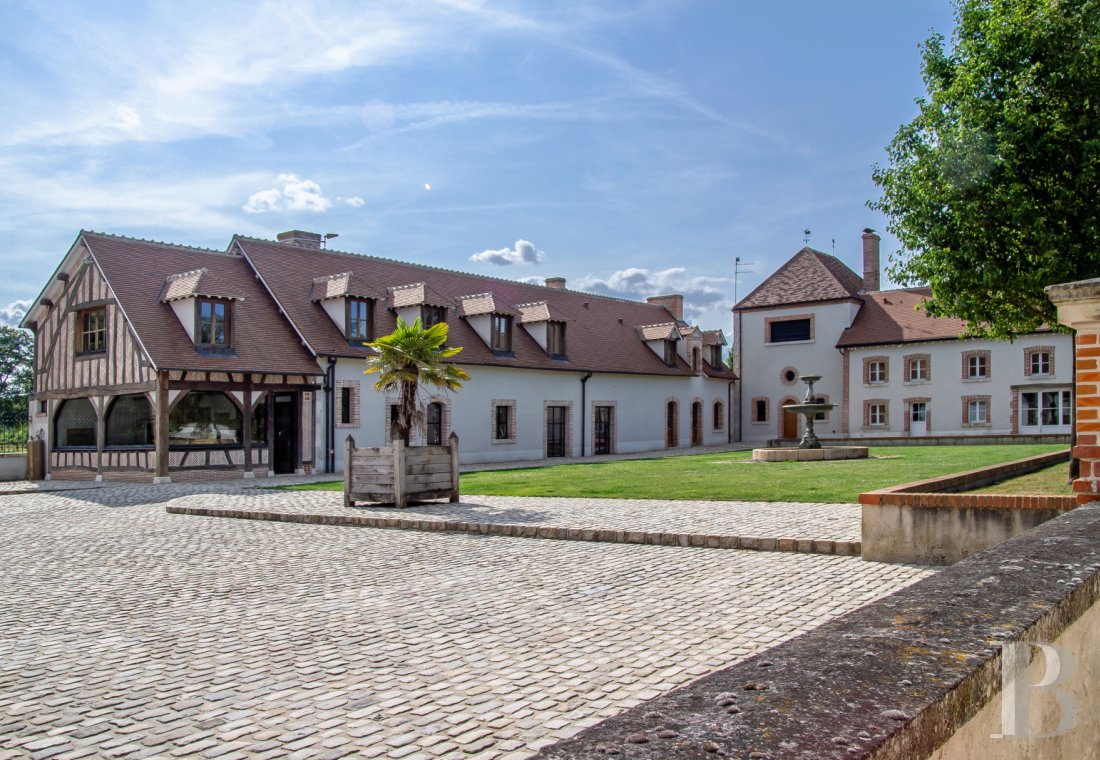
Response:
0,400,29,454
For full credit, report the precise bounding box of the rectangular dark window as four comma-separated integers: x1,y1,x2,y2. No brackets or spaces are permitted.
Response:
869,403,886,426
769,318,811,343
755,399,767,422
426,402,443,445
422,305,446,328
340,387,352,425
491,314,512,353
347,298,373,342
197,299,229,347
547,321,566,357
868,361,886,383
78,307,106,354
494,405,511,440
709,346,723,367
1030,351,1051,375
664,340,678,367
546,405,566,457
594,406,612,455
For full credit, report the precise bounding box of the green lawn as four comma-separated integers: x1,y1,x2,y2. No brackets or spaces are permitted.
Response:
285,444,1067,503
968,462,1074,496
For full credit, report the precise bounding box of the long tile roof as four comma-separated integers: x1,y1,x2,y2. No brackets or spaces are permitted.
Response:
836,288,970,348
735,247,864,310
84,232,321,375
234,236,736,378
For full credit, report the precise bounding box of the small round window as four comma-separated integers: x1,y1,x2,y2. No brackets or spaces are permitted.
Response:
784,369,797,383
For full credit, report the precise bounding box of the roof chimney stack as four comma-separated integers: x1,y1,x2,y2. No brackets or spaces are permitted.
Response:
861,228,881,292
647,294,684,321
544,277,566,290
277,230,323,249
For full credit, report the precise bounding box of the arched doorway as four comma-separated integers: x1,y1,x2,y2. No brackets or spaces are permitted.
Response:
691,401,703,446
781,400,799,440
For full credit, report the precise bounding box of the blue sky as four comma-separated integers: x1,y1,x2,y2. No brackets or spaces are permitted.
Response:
0,0,954,332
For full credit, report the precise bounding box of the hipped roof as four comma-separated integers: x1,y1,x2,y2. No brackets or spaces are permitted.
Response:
736,247,864,310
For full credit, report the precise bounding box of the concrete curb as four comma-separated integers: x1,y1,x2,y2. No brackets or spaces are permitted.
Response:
164,505,861,557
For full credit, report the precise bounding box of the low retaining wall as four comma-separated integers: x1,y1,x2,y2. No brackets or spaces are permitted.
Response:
860,450,1074,565
0,453,27,482
536,503,1100,759
767,434,1070,448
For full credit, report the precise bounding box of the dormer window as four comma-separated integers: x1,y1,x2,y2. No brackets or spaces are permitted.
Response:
709,346,722,367
197,299,230,348
547,321,566,358
78,307,107,355
492,314,513,353
422,304,446,328
664,339,677,367
347,298,373,343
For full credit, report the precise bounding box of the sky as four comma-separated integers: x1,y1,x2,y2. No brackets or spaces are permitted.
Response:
0,0,956,333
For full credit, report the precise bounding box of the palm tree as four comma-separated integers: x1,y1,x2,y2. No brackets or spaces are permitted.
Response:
364,317,469,445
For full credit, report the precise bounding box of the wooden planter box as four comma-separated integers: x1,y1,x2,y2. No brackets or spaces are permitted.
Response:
344,433,459,508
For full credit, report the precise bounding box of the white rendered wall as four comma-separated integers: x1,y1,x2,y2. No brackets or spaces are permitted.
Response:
736,302,856,442
317,358,735,471
846,333,1074,437
169,299,196,342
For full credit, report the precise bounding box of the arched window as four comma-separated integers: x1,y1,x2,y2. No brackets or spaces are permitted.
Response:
713,401,725,431
169,391,242,445
55,398,97,448
106,394,154,447
252,398,267,444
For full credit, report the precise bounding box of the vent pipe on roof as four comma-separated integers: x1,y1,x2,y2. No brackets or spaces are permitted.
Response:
862,228,881,292
647,294,684,321
277,230,324,249
545,277,566,290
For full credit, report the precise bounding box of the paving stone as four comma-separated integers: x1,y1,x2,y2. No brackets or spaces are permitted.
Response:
0,481,931,759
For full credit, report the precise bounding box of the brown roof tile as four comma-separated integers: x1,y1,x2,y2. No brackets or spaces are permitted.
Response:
84,232,320,375
637,323,681,341
736,247,864,310
836,288,970,347
309,272,383,302
701,329,726,346
390,282,453,309
516,301,569,324
234,236,734,378
457,292,514,317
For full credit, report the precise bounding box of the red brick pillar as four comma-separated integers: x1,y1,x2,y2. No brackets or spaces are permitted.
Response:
1046,279,1100,503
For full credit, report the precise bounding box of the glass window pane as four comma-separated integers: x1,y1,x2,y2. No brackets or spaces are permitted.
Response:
105,395,153,446
169,391,242,445
55,398,97,448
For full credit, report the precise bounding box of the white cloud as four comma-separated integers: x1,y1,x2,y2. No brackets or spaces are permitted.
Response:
470,239,544,266
243,174,332,214
0,299,31,327
574,266,730,321
344,196,365,208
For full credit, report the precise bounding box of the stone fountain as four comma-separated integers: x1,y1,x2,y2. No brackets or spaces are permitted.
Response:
752,374,869,462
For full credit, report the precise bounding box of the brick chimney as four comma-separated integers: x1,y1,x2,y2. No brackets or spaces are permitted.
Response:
861,228,881,292
277,230,323,249
647,294,684,321
545,277,566,290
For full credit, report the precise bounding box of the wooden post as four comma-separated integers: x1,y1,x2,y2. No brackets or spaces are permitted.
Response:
392,438,406,508
242,384,253,478
154,371,170,482
343,434,355,508
448,431,460,502
95,397,105,482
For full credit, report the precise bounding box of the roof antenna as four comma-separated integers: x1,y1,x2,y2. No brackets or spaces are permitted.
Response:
803,228,811,245
831,238,836,254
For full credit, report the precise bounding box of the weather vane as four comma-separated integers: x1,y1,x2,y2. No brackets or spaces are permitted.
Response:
803,228,811,245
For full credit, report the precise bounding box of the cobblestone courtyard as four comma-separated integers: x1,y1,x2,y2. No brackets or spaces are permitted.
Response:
0,483,932,759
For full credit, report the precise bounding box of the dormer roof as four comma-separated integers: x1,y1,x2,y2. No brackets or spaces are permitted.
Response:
637,322,681,341
160,268,246,303
390,282,453,309
735,247,864,310
701,329,727,346
458,292,515,318
310,272,384,302
516,301,568,324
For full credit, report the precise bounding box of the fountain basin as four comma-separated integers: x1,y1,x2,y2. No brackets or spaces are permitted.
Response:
752,446,868,462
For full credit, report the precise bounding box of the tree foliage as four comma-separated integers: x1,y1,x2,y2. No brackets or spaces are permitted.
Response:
871,0,1100,338
0,326,32,400
363,318,469,445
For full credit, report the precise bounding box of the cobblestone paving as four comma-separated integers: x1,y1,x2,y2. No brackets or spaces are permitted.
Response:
170,492,862,543
0,484,932,759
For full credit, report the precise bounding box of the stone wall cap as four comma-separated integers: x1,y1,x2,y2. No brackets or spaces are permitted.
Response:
1045,277,1100,304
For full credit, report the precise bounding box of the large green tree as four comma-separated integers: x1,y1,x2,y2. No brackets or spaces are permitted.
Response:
871,0,1100,339
0,325,33,417
364,318,469,445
